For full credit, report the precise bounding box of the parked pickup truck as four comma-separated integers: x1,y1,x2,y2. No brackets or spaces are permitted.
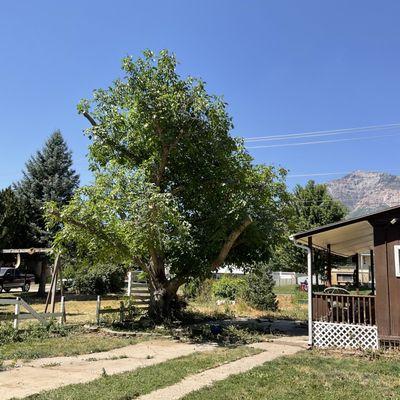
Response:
0,267,35,293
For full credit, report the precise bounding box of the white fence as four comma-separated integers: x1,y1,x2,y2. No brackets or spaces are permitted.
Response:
313,321,379,350
95,293,150,325
273,272,297,286
0,297,65,329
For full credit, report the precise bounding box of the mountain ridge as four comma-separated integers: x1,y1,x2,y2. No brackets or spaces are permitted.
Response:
326,170,400,218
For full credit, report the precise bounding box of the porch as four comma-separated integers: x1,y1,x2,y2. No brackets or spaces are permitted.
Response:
313,292,375,326
291,205,400,350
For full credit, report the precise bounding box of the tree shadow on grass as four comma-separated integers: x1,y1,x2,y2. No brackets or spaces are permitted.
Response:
103,309,307,347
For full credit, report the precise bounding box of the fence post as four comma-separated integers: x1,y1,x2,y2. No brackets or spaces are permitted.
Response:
13,297,20,330
127,271,132,297
59,296,66,324
119,301,124,323
96,295,101,325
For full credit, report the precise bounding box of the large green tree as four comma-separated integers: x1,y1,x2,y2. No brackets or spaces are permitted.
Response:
48,50,289,320
271,180,347,276
16,131,79,295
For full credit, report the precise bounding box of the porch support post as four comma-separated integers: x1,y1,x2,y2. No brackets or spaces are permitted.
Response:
289,235,313,347
370,249,375,295
354,253,360,294
307,236,313,347
327,244,332,287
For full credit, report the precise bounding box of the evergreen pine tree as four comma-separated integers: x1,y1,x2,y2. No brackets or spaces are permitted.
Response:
245,262,278,311
15,131,79,296
16,130,80,246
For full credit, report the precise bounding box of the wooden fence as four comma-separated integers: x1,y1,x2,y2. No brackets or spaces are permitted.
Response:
313,292,375,326
96,287,150,325
0,297,66,329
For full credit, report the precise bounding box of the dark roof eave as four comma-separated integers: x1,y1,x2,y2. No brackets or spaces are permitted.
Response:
291,205,400,241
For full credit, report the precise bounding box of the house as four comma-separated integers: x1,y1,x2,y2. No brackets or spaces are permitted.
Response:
290,205,400,350
331,253,371,286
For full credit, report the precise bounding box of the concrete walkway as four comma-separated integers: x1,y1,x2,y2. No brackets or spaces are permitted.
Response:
138,337,307,400
0,336,307,400
0,340,216,400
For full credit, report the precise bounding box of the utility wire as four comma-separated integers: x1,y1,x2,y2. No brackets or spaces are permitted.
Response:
287,171,400,178
246,132,400,149
287,172,352,178
244,123,400,142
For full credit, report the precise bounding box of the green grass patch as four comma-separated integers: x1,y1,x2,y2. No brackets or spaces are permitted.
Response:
25,346,260,400
183,350,400,400
0,333,139,361
273,285,300,295
273,284,298,295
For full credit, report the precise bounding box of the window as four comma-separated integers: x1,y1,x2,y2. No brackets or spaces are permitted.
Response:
395,245,400,278
337,274,353,282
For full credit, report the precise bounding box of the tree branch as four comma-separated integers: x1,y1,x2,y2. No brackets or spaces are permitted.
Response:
168,275,186,293
211,216,253,270
83,112,98,126
152,124,186,187
153,144,170,186
82,112,137,164
48,209,132,257
149,247,167,285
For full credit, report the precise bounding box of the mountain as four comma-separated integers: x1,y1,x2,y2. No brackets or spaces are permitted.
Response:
326,171,400,218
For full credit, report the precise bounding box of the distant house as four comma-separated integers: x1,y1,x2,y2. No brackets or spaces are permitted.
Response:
331,253,372,286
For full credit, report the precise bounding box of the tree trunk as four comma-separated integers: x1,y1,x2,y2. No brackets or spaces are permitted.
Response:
37,260,47,297
145,260,185,322
147,282,183,322
211,216,253,270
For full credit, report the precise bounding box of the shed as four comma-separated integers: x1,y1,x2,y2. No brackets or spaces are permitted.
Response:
290,205,400,349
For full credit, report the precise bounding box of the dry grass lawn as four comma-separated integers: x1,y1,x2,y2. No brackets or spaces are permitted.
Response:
0,293,123,325
188,294,307,321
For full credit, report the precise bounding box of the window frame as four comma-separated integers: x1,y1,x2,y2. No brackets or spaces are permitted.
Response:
394,245,400,278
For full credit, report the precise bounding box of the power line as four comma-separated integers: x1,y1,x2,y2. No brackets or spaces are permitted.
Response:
287,171,351,178
243,123,400,142
246,132,400,149
287,171,400,178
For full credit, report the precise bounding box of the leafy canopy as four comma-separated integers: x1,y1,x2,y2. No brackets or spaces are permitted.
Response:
0,187,29,249
292,180,347,229
49,50,289,286
271,180,347,273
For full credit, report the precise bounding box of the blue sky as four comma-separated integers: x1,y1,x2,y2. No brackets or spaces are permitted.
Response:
1,0,400,189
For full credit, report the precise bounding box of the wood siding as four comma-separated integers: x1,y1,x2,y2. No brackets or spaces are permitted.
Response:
373,218,400,338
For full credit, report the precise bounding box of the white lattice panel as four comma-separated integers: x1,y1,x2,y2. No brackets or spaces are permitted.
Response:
313,321,378,350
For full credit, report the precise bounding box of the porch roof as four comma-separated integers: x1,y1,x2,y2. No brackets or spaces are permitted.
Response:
291,205,400,257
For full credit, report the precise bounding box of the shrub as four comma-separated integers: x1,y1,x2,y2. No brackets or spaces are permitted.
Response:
244,263,277,311
183,278,213,302
212,276,247,300
189,324,263,345
71,264,127,295
183,278,203,299
0,321,72,346
0,323,19,346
